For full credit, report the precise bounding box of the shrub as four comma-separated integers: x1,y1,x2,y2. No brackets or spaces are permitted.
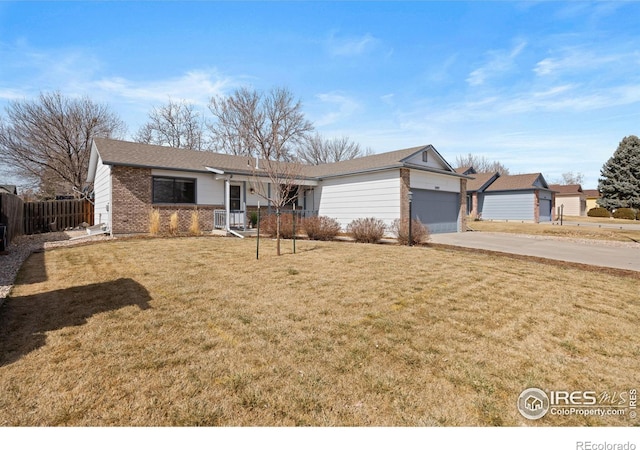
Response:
248,211,259,228
389,218,430,245
347,217,386,243
303,216,341,241
149,209,160,235
587,207,610,218
189,209,201,235
258,212,297,239
169,212,179,236
612,208,637,220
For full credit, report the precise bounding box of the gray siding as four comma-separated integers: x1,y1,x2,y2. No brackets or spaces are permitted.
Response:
482,191,535,221
539,199,552,221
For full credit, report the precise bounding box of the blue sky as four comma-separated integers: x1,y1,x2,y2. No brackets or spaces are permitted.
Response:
1,1,640,189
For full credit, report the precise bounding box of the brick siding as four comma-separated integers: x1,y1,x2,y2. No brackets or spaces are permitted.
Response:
111,166,153,234
111,166,224,234
400,168,410,223
459,178,467,232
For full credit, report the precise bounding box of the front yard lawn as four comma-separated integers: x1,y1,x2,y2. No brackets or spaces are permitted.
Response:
0,237,638,426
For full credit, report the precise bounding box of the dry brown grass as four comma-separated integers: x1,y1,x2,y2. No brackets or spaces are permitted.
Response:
148,209,160,235
0,237,638,426
189,210,201,236
468,220,640,242
169,212,179,236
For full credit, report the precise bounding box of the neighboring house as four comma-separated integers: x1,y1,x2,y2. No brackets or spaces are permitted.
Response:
584,189,601,212
455,169,555,222
0,185,18,195
549,184,587,217
456,167,500,219
482,173,554,222
86,138,470,235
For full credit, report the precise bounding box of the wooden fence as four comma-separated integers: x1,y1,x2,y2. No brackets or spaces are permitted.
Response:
23,199,94,235
0,193,25,244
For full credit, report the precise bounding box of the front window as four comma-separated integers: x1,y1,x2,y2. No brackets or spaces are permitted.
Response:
152,177,196,204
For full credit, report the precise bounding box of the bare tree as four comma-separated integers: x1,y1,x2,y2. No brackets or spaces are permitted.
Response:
0,91,126,196
208,86,313,255
208,86,314,161
552,171,584,185
455,153,510,175
134,99,206,150
250,159,304,256
297,133,372,165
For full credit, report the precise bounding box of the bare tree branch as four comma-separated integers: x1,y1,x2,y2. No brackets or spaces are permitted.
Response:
297,133,372,164
134,99,206,150
208,86,313,255
0,91,126,197
455,153,510,175
249,158,304,256
208,86,313,161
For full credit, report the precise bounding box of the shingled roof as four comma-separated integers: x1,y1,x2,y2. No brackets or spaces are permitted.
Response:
466,172,500,192
583,189,600,198
91,138,303,178
549,184,583,195
484,173,550,192
0,185,18,195
89,138,465,181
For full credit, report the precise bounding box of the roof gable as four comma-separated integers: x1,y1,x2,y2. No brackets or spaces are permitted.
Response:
455,166,476,175
401,145,454,172
466,172,500,192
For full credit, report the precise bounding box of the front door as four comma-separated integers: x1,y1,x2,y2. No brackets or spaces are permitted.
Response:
230,185,241,211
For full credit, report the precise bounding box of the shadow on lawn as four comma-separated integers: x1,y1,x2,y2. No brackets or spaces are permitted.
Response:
0,278,151,367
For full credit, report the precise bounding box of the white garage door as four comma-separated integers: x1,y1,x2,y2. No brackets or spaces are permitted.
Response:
412,189,460,233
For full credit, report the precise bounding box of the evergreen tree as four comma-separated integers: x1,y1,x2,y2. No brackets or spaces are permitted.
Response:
597,135,640,210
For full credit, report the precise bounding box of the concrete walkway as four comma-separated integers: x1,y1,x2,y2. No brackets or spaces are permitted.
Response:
429,232,640,272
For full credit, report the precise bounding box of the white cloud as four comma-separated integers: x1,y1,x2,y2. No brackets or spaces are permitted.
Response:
91,70,234,106
326,31,380,57
467,40,527,86
313,92,360,127
0,88,28,101
0,41,237,109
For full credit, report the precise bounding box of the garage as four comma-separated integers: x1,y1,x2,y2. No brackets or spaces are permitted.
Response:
411,189,460,234
538,191,553,222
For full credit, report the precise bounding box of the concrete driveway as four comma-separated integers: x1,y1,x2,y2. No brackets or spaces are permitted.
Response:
547,220,640,231
429,232,640,272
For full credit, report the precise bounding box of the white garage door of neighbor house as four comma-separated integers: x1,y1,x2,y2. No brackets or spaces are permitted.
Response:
411,189,460,234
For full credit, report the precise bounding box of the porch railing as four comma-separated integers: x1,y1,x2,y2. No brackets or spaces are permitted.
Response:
214,210,246,230
214,209,319,230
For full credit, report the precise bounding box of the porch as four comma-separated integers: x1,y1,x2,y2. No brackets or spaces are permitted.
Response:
213,209,319,231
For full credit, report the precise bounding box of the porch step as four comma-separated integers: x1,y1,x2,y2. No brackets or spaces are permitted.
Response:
86,224,108,235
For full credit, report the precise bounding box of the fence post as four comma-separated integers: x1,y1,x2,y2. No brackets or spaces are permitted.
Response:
0,223,6,252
